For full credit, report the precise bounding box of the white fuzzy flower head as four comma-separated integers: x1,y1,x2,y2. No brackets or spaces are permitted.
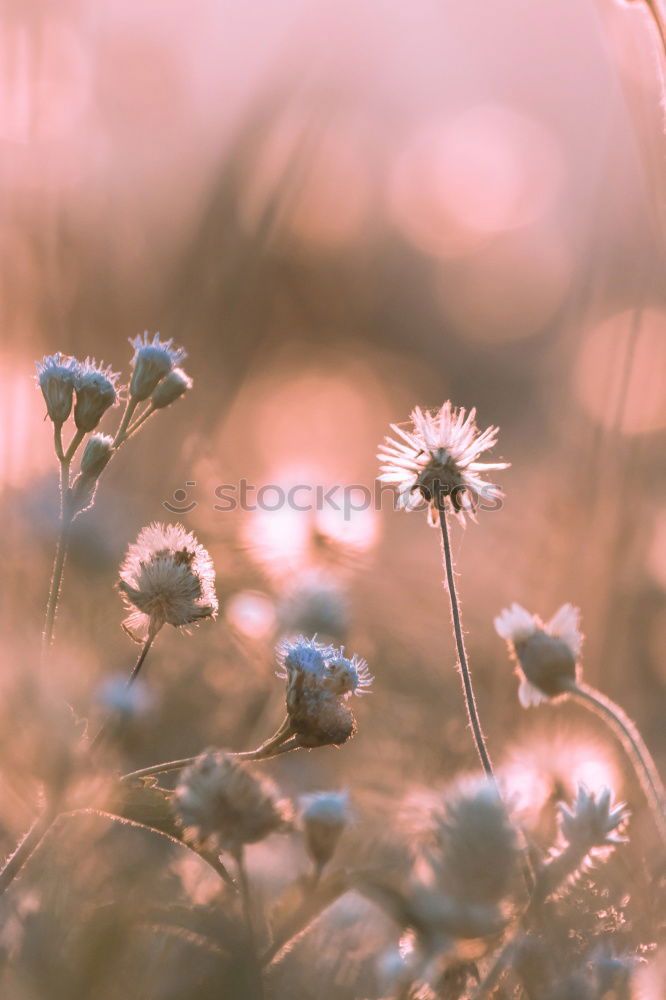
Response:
129,332,187,401
35,353,81,424
174,749,293,855
74,358,120,431
559,785,628,851
494,602,582,707
378,402,509,525
118,522,218,641
276,635,371,747
300,790,351,869
151,366,193,409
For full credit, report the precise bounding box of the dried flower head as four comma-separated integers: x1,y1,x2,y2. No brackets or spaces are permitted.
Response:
74,358,120,431
494,603,582,707
378,402,509,525
80,433,114,479
300,790,351,869
276,635,371,747
118,522,218,641
35,353,81,424
174,749,293,854
151,367,193,409
129,332,187,401
559,785,628,851
429,777,519,907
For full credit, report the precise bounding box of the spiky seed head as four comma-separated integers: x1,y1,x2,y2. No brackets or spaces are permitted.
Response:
430,777,519,906
73,358,119,431
118,522,218,641
174,749,293,854
559,785,628,850
35,353,81,424
300,790,351,868
151,367,193,409
129,332,187,401
378,402,509,526
494,603,582,706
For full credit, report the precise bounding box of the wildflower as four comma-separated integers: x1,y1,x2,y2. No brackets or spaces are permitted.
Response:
276,635,371,747
277,571,350,640
80,433,114,478
559,785,628,850
378,402,509,525
129,332,187,401
429,777,519,906
151,367,192,409
174,749,292,855
300,790,351,869
35,353,81,424
118,522,218,641
494,603,582,707
73,358,119,431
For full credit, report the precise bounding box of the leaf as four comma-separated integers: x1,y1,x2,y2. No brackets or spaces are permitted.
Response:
264,869,350,965
93,777,236,890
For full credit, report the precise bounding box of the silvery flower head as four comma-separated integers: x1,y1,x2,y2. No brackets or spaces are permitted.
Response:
118,522,218,641
276,635,370,747
174,749,293,855
300,789,351,868
74,358,120,431
151,367,192,409
35,353,81,424
378,402,509,526
559,785,628,851
494,603,582,707
429,777,519,907
129,332,187,401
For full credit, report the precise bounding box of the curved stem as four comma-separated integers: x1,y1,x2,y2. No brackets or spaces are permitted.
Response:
235,848,265,1000
438,510,494,779
569,680,666,845
0,810,55,897
123,404,157,443
121,734,303,783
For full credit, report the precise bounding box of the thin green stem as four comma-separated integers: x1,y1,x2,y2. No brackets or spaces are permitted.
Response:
123,404,157,442
112,396,139,447
235,848,265,1000
0,810,55,897
64,428,85,463
438,510,494,780
41,444,75,660
121,733,303,783
569,680,666,845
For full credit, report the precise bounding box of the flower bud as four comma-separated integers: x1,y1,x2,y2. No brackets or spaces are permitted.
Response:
74,360,119,431
129,332,186,401
494,603,582,707
80,433,114,478
151,367,192,409
35,354,81,424
301,790,350,869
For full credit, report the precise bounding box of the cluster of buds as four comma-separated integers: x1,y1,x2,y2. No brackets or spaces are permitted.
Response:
276,636,372,748
35,334,192,520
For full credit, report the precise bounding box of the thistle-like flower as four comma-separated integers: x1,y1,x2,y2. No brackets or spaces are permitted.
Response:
151,367,193,409
559,785,628,850
276,635,372,747
129,332,187,401
118,522,218,641
73,358,120,431
300,790,351,869
378,402,509,525
35,353,81,424
494,603,582,707
174,749,293,855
